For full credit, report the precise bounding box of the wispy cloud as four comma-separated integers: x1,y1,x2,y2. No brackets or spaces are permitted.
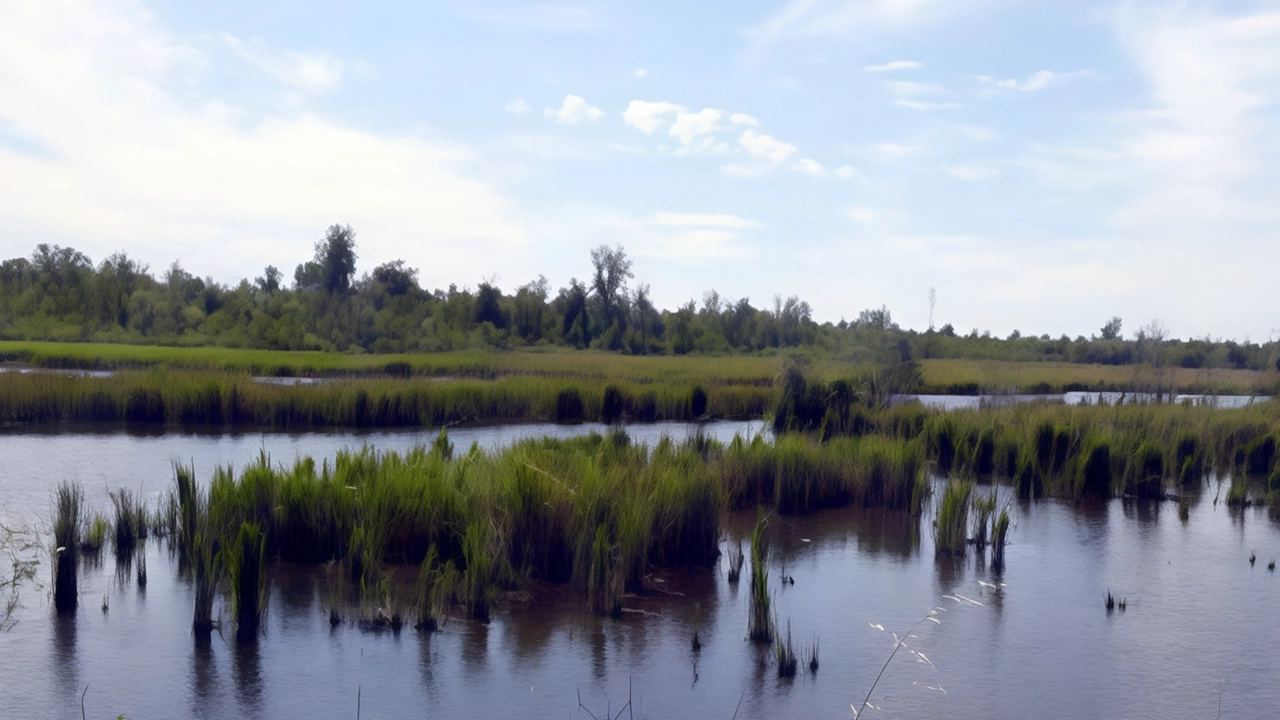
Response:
503,98,532,114
896,100,962,111
223,34,343,93
469,4,604,31
655,212,761,229
976,69,1092,92
745,0,996,55
794,157,829,176
865,60,923,73
945,165,1000,181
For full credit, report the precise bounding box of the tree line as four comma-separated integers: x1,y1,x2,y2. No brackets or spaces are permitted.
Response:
0,224,1276,371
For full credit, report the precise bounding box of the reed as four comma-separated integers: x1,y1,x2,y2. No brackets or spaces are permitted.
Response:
747,513,773,643
934,482,972,556
52,481,83,613
227,522,266,642
775,619,798,677
971,492,996,548
140,430,983,618
991,509,1011,568
0,368,769,429
192,531,218,638
109,488,146,557
82,513,109,553
726,540,744,584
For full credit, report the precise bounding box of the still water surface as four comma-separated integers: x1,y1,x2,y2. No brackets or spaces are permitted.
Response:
2,423,1278,719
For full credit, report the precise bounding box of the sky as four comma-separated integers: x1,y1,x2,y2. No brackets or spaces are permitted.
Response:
0,0,1277,342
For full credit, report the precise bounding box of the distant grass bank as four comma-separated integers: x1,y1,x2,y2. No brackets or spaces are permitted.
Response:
916,359,1273,396
2,340,1273,396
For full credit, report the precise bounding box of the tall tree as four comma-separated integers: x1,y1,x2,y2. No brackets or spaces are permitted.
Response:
296,223,358,294
589,244,633,330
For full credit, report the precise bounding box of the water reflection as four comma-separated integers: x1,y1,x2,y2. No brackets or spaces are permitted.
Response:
460,620,489,673
50,613,78,697
933,555,966,596
232,641,263,715
190,634,219,714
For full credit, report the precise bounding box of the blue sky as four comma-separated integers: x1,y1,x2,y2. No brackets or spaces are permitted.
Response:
1,0,1277,341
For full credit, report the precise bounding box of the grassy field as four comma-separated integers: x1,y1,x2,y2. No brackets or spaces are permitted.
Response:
2,340,1273,395
915,358,1274,395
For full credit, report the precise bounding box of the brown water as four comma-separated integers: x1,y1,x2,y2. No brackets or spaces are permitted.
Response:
2,424,1279,719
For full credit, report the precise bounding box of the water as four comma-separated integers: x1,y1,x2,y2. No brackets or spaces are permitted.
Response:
3,424,1279,718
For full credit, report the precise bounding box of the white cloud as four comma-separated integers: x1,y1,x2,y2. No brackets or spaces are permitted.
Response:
865,60,923,73
661,137,731,157
730,113,760,126
622,100,685,133
669,108,723,144
794,157,828,176
223,34,343,93
655,212,761,229
634,68,647,78
834,165,859,179
503,97,532,114
545,94,606,124
738,129,797,164
977,69,1091,92
945,165,1000,181
0,0,523,285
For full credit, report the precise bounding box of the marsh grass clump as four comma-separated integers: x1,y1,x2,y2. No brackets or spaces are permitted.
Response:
109,488,147,557
991,509,1011,568
726,540,744,584
971,492,996,549
748,513,773,643
227,522,266,642
1080,440,1113,499
555,387,585,423
934,482,972,557
775,619,798,677
53,481,83,613
807,636,820,673
82,512,109,553
1126,442,1166,499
